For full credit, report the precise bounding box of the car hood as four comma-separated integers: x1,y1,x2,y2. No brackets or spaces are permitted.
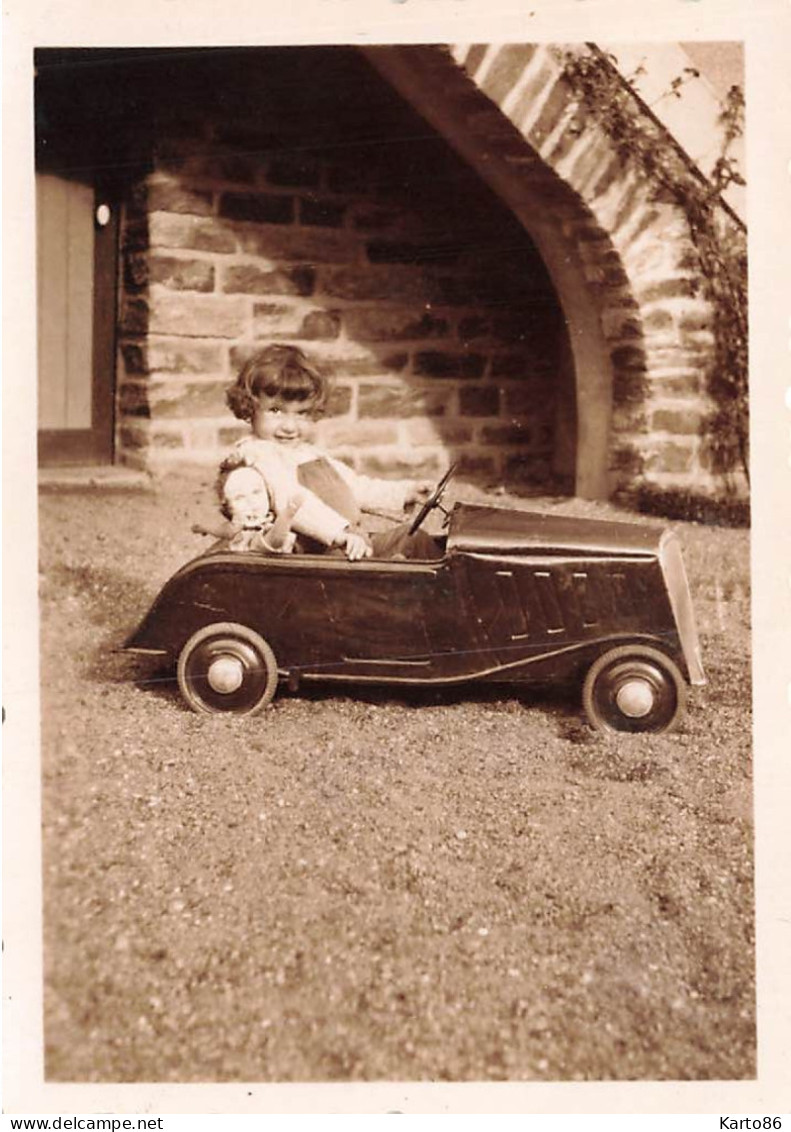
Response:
446,503,664,557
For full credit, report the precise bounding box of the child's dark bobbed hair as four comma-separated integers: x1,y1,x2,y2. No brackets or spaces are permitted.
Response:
226,344,328,422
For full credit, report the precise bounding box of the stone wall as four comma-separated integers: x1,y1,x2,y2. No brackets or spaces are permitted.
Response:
115,48,570,488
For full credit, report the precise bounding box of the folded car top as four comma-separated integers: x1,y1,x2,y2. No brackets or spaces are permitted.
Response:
445,503,663,558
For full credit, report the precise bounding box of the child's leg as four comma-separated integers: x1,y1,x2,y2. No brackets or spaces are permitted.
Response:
368,523,441,560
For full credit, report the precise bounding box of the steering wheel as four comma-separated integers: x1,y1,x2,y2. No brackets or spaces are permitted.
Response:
408,464,456,536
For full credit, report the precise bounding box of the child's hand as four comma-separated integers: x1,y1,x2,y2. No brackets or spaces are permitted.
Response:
335,531,372,561
406,481,434,506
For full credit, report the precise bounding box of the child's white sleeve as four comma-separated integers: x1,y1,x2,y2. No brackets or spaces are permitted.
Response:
329,457,412,514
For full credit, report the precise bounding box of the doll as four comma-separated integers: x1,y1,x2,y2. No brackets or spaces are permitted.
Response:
192,458,302,554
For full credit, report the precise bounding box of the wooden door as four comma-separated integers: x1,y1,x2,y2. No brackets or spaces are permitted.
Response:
36,173,117,465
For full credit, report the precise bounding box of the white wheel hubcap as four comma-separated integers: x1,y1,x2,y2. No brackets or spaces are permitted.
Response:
207,655,245,694
616,678,655,718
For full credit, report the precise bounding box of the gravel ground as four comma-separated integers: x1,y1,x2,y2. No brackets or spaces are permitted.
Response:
38,473,755,1082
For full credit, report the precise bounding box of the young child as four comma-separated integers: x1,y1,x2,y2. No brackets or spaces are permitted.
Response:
225,344,440,561
193,455,302,554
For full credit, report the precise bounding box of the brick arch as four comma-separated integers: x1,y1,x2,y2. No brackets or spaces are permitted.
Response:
364,44,718,499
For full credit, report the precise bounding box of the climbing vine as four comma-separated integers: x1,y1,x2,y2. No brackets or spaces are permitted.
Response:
561,47,749,488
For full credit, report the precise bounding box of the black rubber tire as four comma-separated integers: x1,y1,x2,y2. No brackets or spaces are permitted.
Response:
176,622,278,716
582,645,686,735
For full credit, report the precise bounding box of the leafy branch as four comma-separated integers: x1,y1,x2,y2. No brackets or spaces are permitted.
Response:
561,49,749,488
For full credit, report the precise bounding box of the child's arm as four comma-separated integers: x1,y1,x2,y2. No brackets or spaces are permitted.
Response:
328,457,432,515
192,518,241,540
242,440,359,551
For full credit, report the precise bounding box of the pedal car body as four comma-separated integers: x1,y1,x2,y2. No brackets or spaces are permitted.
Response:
125,499,705,733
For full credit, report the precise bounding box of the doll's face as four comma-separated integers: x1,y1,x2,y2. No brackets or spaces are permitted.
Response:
223,467,271,526
251,394,318,446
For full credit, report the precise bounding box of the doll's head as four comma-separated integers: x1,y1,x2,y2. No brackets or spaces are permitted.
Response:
216,461,272,527
226,345,328,444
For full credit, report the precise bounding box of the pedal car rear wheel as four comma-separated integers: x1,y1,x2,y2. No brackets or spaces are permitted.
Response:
177,622,278,715
582,645,686,734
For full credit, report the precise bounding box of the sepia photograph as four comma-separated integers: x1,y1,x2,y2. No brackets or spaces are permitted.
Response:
4,0,790,1116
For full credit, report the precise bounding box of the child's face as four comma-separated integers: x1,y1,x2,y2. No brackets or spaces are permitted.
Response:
223,467,271,526
251,394,318,446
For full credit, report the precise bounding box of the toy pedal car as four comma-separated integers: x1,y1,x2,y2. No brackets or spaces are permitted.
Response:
125,473,705,734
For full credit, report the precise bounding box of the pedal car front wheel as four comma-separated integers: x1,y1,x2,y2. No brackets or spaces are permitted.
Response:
177,622,278,715
582,645,686,734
